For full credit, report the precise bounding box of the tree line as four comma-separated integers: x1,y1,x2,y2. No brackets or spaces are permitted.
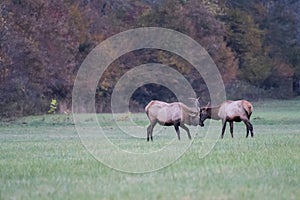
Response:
0,0,299,117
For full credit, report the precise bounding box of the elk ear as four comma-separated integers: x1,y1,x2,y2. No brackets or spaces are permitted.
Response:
189,97,200,110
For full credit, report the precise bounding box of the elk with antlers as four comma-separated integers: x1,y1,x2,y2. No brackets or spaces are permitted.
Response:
145,99,203,141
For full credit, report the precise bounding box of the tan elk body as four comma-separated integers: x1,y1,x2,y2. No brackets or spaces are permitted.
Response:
200,100,254,138
145,100,202,141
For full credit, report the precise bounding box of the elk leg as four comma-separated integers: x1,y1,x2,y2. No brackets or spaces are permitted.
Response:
229,121,234,138
248,121,254,137
243,120,249,138
180,124,191,140
146,125,151,141
247,123,250,138
147,121,156,141
243,120,253,138
221,120,227,139
174,123,181,140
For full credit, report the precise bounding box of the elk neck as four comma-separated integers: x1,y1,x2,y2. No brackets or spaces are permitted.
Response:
208,105,221,120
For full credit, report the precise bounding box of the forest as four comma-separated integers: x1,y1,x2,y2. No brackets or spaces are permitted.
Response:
0,0,300,117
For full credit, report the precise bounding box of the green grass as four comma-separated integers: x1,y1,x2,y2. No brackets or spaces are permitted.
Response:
0,99,300,199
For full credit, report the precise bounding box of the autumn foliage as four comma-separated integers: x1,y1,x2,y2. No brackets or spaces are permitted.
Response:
0,0,299,117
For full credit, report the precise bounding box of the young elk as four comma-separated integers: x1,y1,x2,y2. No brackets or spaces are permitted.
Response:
199,100,254,138
145,100,203,141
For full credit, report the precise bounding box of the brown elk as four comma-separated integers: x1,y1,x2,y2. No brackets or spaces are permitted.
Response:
145,100,203,141
199,100,254,138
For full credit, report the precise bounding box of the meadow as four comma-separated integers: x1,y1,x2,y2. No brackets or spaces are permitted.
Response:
0,99,300,199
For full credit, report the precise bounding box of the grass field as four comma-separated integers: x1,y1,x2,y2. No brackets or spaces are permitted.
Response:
0,99,300,199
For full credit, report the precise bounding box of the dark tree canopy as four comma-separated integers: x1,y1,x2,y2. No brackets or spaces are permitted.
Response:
0,0,299,117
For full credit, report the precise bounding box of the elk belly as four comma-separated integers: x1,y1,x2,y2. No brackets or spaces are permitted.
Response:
163,121,175,126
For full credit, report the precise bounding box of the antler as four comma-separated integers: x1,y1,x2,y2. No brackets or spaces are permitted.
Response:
188,97,200,112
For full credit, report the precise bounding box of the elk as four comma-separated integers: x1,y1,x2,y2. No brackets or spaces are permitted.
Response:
199,100,254,138
145,100,203,141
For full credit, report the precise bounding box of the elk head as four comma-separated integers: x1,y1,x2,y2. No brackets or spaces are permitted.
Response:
199,101,211,126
